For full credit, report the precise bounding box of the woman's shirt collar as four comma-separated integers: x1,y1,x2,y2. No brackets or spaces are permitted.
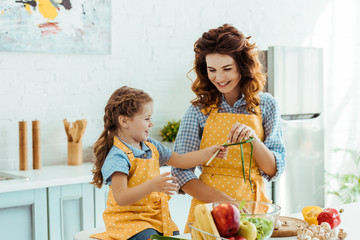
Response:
219,94,246,111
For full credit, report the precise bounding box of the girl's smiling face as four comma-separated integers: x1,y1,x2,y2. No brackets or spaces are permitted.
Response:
119,102,154,147
206,53,242,104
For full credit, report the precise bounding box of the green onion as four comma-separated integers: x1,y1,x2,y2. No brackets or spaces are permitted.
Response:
240,144,246,184
222,137,255,192
249,141,254,193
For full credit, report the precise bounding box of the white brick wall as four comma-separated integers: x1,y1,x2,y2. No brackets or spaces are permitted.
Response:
1,1,360,208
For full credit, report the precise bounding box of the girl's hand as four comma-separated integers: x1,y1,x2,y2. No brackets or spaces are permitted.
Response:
228,122,260,143
208,145,228,159
150,172,178,195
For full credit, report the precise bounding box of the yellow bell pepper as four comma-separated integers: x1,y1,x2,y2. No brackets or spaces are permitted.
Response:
302,206,323,225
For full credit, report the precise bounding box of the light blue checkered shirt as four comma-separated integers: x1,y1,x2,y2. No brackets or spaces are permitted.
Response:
171,92,286,193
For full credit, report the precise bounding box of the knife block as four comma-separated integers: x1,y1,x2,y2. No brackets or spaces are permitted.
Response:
67,141,83,165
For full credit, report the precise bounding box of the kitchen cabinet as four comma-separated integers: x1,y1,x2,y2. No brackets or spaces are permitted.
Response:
0,182,108,240
48,183,95,240
0,188,48,240
0,164,96,240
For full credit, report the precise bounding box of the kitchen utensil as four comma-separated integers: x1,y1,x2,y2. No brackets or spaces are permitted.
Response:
63,119,87,165
79,119,87,141
68,141,83,165
63,119,87,143
63,119,70,141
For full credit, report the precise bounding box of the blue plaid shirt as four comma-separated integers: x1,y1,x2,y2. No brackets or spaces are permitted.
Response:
171,92,286,193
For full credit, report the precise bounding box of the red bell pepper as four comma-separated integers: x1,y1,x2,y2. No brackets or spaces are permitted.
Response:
316,208,343,229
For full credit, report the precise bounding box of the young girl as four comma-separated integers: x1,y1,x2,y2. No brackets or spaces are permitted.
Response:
90,86,227,240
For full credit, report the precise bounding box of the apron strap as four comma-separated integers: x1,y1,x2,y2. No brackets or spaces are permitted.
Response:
113,136,134,159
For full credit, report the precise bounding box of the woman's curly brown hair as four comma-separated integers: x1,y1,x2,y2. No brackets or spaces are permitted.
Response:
190,24,266,115
91,86,153,188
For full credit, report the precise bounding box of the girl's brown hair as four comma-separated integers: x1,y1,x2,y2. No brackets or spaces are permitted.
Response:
91,86,153,188
191,24,266,115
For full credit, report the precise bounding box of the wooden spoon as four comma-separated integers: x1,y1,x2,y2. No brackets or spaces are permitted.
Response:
79,119,87,141
63,119,70,142
75,120,83,143
69,123,77,143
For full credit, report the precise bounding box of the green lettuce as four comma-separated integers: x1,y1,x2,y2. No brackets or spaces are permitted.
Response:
242,217,273,240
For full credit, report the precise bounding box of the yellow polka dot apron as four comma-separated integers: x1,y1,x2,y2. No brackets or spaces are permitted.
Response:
184,107,271,233
91,137,178,240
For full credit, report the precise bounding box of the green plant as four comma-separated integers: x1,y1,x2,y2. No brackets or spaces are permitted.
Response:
160,120,180,142
327,148,360,203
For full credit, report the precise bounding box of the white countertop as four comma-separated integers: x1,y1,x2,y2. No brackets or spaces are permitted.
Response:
0,163,173,194
0,163,94,193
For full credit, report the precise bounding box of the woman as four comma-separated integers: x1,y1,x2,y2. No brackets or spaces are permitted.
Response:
171,24,286,232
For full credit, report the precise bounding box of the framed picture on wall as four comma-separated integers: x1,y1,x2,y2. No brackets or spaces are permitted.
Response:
0,0,111,54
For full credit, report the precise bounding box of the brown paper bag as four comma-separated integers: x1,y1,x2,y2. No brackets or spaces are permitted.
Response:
67,141,83,165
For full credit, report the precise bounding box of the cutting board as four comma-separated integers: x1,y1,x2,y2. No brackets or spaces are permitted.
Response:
271,216,309,237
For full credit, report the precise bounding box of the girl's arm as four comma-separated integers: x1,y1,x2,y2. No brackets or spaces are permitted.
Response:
111,172,177,206
166,145,227,169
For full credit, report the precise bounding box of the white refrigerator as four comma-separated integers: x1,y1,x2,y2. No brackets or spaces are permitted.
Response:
261,46,324,215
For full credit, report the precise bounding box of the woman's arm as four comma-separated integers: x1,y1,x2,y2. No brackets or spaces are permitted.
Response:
228,121,277,177
227,93,285,179
260,93,286,179
251,142,277,177
111,172,177,206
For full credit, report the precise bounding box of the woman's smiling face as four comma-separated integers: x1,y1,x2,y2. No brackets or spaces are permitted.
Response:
206,53,241,101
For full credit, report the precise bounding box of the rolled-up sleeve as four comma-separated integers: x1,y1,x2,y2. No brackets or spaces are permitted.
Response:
260,93,286,181
171,105,203,194
101,146,131,185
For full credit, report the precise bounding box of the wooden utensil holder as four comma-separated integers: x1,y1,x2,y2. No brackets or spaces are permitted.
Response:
67,141,83,165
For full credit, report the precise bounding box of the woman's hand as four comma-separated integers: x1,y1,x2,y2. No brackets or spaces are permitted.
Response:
207,145,229,159
228,122,260,143
149,172,178,195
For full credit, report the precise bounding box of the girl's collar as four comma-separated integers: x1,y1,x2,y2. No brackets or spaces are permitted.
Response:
116,136,150,154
